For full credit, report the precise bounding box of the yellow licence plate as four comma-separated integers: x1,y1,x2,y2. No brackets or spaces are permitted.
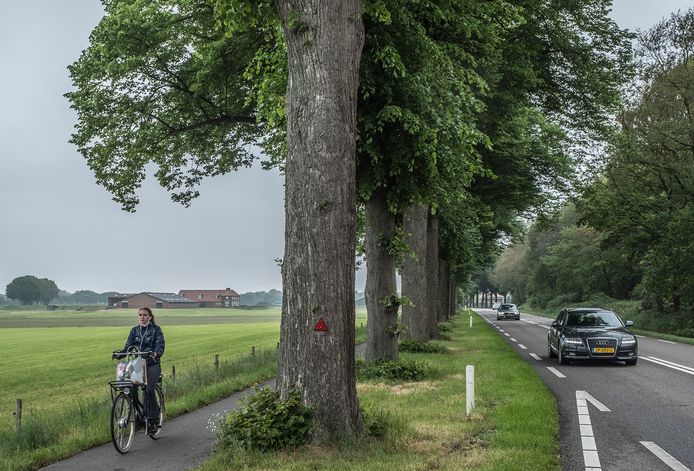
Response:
592,347,615,353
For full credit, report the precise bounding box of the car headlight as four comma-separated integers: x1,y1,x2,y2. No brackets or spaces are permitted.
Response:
621,336,636,345
564,337,583,345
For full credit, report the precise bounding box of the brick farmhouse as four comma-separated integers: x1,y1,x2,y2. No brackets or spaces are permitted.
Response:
107,292,197,309
178,288,240,307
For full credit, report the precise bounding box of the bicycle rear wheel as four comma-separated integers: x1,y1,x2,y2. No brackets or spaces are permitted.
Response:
111,393,135,453
148,384,165,439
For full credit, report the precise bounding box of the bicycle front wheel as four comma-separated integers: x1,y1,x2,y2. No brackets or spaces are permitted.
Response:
148,384,165,440
111,393,135,453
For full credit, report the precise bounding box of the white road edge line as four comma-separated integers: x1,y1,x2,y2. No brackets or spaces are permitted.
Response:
504,333,510,337
640,441,691,471
510,337,517,342
547,367,566,378
529,353,541,360
658,339,677,344
518,344,527,350
641,356,694,376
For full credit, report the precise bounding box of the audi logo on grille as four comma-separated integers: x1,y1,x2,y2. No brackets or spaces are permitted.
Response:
594,340,610,346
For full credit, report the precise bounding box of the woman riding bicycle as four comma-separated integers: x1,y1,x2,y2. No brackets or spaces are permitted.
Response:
113,307,165,431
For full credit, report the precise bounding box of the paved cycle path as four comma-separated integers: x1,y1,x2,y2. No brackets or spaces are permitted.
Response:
41,379,275,471
41,344,366,471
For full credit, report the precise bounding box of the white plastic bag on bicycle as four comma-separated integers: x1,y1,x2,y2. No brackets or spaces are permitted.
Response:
126,357,145,384
115,361,127,380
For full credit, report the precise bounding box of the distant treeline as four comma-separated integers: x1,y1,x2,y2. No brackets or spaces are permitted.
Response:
239,289,282,306
2,287,368,308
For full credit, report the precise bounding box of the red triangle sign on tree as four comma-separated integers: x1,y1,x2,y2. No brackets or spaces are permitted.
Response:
314,317,328,332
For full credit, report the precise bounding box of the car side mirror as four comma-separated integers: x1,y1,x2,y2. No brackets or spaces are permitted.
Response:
625,320,634,327
551,321,560,328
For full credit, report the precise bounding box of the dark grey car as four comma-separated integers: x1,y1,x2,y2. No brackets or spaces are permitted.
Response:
547,308,638,365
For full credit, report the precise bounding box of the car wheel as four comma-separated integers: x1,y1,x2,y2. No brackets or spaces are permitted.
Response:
548,340,557,358
515,316,520,320
558,344,569,365
625,357,637,366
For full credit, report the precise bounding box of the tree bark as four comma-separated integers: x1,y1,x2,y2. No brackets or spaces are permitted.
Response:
364,189,399,362
449,277,457,318
438,260,450,323
426,213,439,338
276,0,365,440
401,203,429,341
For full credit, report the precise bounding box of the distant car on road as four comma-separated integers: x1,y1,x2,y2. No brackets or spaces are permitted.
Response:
492,302,500,310
496,303,520,320
547,307,638,365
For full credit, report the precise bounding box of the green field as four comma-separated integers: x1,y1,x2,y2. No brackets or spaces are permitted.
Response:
0,306,283,327
0,307,368,427
1,322,280,427
0,307,367,470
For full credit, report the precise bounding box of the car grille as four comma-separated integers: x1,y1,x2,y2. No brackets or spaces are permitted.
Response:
586,338,617,357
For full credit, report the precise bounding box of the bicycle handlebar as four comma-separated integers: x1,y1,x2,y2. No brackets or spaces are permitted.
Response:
112,349,153,359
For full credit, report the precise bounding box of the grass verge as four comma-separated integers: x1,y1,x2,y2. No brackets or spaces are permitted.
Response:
197,310,559,471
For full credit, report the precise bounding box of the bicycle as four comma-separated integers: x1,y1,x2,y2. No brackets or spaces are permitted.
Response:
109,350,165,453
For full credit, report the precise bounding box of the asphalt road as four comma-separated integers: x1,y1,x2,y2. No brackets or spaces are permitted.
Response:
474,308,694,471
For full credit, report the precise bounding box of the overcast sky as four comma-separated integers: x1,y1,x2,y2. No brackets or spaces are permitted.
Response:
1,1,692,296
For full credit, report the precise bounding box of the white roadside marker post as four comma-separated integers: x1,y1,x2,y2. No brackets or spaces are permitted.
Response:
466,365,475,416
469,315,472,328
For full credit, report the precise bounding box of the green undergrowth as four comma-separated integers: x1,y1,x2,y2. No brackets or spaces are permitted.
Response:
198,310,559,471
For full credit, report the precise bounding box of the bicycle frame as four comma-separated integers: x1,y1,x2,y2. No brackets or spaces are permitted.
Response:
110,350,164,453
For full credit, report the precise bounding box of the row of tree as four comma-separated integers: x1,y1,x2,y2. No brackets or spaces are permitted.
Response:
66,0,632,440
3,278,286,307
492,9,694,315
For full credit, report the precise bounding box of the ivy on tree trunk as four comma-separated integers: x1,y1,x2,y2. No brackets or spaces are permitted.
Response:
401,202,430,341
364,189,399,362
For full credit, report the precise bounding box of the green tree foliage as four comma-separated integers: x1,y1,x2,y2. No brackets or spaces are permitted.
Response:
492,204,640,309
580,8,694,311
66,0,264,211
6,276,59,305
491,242,529,304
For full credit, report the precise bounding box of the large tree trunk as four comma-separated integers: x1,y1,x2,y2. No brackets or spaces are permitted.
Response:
438,260,450,323
401,203,429,341
364,189,399,362
277,0,365,440
426,214,439,338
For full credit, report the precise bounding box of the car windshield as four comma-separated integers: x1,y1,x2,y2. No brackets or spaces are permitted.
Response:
500,304,515,310
565,311,622,328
